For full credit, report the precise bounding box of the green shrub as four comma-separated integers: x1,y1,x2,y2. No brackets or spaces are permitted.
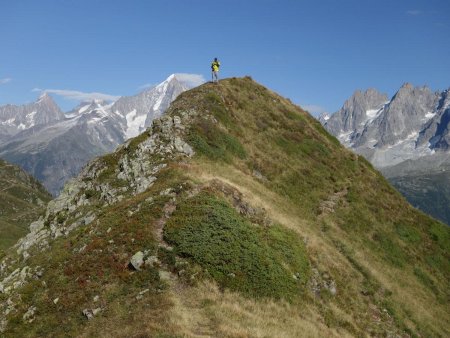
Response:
164,192,309,300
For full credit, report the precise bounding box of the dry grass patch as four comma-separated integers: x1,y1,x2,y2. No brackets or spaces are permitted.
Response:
168,280,352,338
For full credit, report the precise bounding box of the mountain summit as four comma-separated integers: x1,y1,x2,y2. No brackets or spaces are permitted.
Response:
0,93,64,142
0,77,448,337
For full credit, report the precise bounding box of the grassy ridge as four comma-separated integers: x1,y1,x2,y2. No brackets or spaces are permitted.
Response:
1,77,449,337
0,159,51,251
170,77,449,336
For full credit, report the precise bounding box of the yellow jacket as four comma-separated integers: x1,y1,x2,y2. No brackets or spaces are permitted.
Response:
211,61,220,72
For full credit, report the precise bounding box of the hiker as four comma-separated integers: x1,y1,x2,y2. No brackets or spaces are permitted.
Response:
211,57,220,83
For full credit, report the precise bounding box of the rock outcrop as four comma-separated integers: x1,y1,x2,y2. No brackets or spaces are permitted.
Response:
0,109,197,332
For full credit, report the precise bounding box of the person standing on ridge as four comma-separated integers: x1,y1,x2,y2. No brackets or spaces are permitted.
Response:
211,57,220,83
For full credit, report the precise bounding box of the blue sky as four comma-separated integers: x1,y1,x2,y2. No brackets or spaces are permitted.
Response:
0,0,449,114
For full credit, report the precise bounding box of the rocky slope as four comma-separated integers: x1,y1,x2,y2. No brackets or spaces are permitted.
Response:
0,74,196,196
0,159,51,251
321,84,450,225
0,78,448,337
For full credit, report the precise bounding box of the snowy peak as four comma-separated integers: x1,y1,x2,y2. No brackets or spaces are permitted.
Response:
376,85,438,147
35,92,57,107
113,74,197,139
66,99,114,118
321,83,449,168
0,93,64,140
322,88,387,138
34,93,64,118
37,92,51,102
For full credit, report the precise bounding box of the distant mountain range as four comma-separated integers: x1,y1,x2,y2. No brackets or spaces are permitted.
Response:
320,83,450,224
0,74,195,195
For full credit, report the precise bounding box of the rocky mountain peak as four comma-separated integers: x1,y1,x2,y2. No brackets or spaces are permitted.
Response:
38,92,50,101
343,88,387,112
400,82,413,89
31,93,65,124
322,87,387,137
321,83,447,164
35,92,60,109
0,92,65,142
377,85,438,147
392,83,431,101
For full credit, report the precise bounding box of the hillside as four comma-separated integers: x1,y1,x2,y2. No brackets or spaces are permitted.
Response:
0,159,51,251
0,77,448,337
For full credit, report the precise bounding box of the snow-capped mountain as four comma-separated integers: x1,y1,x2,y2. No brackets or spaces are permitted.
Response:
0,100,125,196
322,84,448,167
320,83,450,224
112,74,191,139
0,93,65,142
0,74,200,195
323,88,389,143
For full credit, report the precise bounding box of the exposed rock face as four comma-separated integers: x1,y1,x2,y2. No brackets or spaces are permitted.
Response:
379,85,438,146
322,84,448,167
324,88,388,138
417,89,450,150
354,84,439,149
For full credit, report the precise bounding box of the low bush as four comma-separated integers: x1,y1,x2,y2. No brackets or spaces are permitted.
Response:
164,192,309,300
